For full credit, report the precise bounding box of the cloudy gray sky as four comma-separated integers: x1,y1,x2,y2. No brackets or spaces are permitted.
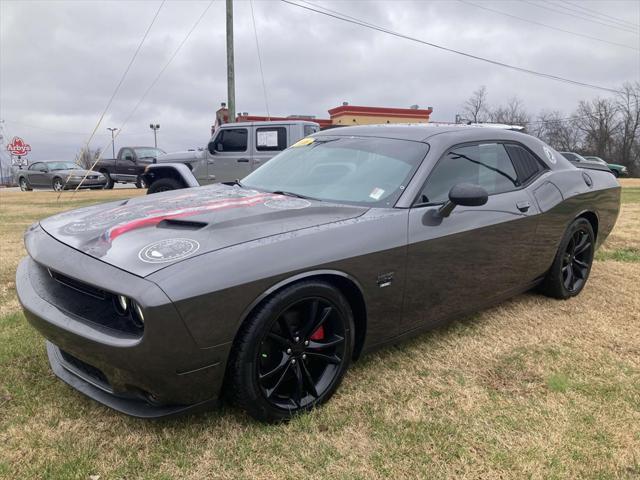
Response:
1,0,638,163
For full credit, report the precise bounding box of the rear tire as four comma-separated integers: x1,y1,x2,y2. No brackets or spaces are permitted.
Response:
101,171,114,189
539,218,595,299
147,177,182,194
19,177,32,191
227,281,354,423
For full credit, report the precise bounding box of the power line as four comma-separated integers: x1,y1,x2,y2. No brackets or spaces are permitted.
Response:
250,0,270,119
282,0,623,95
70,0,217,196
82,1,166,149
562,0,640,30
551,0,639,32
523,0,638,34
458,0,638,51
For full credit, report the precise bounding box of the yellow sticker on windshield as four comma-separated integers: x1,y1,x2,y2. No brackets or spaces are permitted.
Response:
291,137,315,148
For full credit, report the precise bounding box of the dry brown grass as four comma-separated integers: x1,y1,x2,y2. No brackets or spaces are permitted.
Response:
0,186,639,479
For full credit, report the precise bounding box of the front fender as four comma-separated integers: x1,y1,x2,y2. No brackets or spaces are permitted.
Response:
142,163,200,188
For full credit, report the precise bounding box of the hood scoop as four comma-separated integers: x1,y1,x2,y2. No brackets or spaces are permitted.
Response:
157,219,208,230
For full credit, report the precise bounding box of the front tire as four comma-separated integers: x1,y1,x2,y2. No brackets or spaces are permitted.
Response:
147,177,182,194
540,218,595,299
52,177,64,192
612,169,619,178
228,281,354,423
135,175,147,189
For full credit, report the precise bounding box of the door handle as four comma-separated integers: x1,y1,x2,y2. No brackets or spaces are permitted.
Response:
516,201,531,212
237,158,249,163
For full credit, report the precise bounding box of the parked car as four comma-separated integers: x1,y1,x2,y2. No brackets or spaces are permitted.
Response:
583,156,628,177
17,125,620,422
143,121,320,194
559,151,617,176
95,146,165,189
16,161,107,191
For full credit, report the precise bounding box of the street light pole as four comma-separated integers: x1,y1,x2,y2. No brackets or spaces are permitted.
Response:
107,128,118,158
149,124,160,148
226,0,236,122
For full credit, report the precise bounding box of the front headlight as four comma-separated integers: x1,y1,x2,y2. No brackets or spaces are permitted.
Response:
68,175,84,181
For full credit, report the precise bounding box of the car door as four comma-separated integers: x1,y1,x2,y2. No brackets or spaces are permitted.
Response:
117,148,137,179
208,127,251,182
402,142,540,331
252,126,288,171
27,162,48,187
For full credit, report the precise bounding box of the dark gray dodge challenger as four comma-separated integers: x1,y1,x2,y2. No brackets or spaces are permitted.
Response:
17,125,621,422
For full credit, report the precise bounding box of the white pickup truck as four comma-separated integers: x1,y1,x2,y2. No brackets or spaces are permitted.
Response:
143,120,320,194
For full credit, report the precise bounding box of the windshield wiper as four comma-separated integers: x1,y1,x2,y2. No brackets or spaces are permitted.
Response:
272,190,318,201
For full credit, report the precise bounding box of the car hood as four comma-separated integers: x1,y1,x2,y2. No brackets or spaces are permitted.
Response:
39,184,368,277
156,150,204,163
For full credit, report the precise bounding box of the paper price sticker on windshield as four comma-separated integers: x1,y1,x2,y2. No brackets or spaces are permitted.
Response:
291,137,315,148
369,187,385,200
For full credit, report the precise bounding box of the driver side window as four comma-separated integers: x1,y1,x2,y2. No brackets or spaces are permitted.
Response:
419,143,519,204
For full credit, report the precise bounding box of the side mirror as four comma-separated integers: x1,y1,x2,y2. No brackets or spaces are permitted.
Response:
125,155,134,162
438,183,488,218
207,142,216,155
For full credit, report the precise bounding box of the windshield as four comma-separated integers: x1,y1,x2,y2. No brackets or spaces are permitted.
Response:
584,156,606,165
47,161,82,171
134,147,165,159
241,136,429,207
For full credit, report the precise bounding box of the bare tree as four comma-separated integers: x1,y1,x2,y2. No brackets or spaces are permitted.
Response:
532,111,581,152
462,85,489,123
490,96,530,126
75,147,101,170
615,81,640,176
575,97,620,159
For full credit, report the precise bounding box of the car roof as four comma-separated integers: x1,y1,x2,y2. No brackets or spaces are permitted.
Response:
223,120,319,127
314,123,529,143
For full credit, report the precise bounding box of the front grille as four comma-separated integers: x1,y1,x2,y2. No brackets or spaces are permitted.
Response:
59,349,110,388
48,269,106,299
31,261,143,336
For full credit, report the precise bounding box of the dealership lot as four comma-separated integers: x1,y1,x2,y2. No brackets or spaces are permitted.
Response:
0,180,638,479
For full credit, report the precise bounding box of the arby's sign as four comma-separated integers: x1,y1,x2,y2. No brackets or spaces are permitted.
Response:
6,137,31,156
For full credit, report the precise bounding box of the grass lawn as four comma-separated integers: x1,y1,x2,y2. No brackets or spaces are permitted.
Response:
1,181,639,479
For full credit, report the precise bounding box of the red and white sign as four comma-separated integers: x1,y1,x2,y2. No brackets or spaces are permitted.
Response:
7,137,31,156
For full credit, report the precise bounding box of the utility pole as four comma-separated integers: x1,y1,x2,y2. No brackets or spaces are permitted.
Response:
149,124,160,148
226,0,236,123
107,127,118,158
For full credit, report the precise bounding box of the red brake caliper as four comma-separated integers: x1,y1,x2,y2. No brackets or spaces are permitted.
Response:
309,325,325,341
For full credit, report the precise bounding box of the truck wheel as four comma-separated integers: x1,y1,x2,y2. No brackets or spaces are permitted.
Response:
147,178,182,194
135,175,147,189
101,170,114,189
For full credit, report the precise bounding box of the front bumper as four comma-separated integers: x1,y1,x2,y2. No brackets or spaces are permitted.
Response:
16,226,232,417
64,178,107,189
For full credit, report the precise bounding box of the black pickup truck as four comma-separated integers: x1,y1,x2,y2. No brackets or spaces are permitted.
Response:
95,146,165,189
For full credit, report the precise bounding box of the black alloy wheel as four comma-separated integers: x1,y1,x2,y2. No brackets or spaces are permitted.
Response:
540,217,594,299
561,227,593,293
228,281,354,422
258,297,347,410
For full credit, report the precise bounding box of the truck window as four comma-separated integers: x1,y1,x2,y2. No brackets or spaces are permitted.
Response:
304,125,319,136
215,128,248,152
256,127,287,151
